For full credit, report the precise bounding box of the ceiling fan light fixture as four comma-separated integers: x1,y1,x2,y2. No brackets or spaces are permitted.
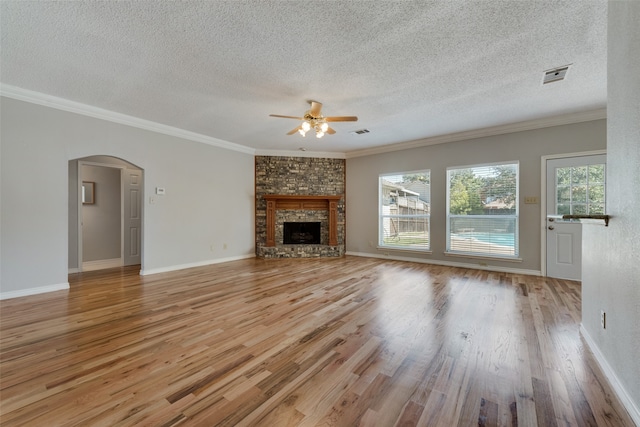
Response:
270,101,358,139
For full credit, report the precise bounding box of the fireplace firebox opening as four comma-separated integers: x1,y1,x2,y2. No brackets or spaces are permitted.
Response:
283,222,321,245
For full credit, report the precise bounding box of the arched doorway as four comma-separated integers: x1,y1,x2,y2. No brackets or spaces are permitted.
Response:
69,155,144,273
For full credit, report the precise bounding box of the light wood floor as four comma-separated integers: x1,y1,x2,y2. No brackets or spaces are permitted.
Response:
0,257,634,426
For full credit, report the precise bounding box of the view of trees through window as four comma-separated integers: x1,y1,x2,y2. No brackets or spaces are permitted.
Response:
449,165,517,215
447,163,519,257
556,164,605,215
379,171,430,250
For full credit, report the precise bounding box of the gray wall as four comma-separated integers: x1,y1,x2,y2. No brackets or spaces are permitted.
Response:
1,96,255,294
81,164,121,262
346,119,606,273
582,1,640,420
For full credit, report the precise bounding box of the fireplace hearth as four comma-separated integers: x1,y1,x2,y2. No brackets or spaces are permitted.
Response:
284,222,321,244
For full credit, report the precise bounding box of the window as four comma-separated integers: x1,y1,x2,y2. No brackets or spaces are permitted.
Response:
555,164,605,215
379,171,430,251
446,162,519,258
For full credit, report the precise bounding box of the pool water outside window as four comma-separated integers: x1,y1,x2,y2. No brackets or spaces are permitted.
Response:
446,162,519,258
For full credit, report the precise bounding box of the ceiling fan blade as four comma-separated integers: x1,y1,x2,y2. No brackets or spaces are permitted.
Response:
309,101,323,117
326,126,336,135
286,126,302,135
325,116,358,122
270,114,304,120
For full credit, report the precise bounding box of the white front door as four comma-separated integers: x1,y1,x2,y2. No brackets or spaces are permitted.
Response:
546,154,606,280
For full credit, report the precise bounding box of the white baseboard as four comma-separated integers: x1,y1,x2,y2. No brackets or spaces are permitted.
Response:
0,282,69,300
346,251,541,276
68,267,80,274
140,254,256,276
580,325,640,426
82,258,122,272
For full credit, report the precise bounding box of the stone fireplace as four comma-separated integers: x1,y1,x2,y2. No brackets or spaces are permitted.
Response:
255,156,345,258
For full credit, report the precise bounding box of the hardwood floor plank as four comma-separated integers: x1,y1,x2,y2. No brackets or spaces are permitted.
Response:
478,397,499,427
0,257,635,426
393,400,425,427
532,377,558,427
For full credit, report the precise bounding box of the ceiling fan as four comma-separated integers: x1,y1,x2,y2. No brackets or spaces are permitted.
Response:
270,101,358,138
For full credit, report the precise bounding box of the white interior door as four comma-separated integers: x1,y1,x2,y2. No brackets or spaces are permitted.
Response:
546,154,606,280
123,168,142,266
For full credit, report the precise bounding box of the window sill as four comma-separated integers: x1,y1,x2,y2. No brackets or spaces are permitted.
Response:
444,251,522,263
377,246,432,255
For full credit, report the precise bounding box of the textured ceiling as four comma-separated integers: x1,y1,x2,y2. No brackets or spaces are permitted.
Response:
0,1,607,155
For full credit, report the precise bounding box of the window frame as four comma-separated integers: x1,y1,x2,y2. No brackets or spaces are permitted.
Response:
445,161,520,259
378,170,431,252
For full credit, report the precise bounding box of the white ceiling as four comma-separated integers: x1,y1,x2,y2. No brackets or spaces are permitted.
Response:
0,1,607,156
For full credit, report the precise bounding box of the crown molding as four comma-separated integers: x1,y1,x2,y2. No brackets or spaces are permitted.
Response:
0,84,256,155
2,84,606,160
254,149,346,159
344,109,607,159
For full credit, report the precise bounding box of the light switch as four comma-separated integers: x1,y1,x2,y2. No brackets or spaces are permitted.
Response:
156,187,166,195
524,196,539,204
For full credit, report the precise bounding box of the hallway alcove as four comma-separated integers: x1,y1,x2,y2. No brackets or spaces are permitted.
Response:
68,155,144,273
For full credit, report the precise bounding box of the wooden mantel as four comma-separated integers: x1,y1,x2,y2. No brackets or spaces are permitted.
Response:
263,195,342,247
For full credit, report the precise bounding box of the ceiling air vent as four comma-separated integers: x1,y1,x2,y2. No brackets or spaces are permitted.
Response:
350,129,370,135
543,65,570,84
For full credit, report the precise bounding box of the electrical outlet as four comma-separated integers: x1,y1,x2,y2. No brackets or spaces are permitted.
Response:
600,310,606,329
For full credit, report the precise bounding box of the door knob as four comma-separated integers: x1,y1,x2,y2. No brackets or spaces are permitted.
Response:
548,226,555,230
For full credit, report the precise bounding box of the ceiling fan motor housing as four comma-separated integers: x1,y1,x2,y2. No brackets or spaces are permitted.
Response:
304,112,322,120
